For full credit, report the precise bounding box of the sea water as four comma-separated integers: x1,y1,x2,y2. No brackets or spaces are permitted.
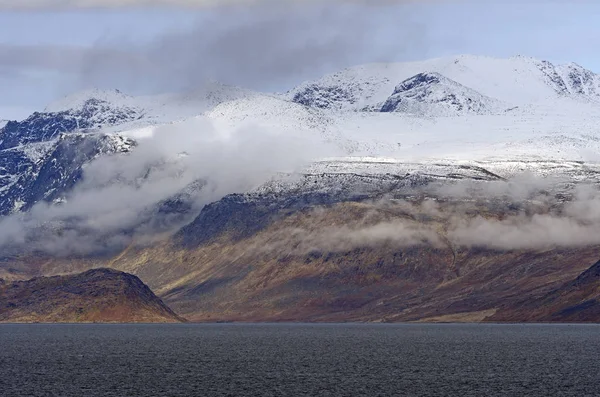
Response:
1,323,599,396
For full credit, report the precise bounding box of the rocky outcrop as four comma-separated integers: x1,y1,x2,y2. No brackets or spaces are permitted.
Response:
0,97,141,151
0,133,135,215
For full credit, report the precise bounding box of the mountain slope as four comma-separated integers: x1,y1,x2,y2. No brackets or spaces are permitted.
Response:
204,94,333,132
0,268,185,323
556,63,600,96
490,259,600,322
0,83,258,217
0,133,135,216
3,55,600,323
0,83,253,143
1,92,142,151
4,158,600,322
12,194,600,323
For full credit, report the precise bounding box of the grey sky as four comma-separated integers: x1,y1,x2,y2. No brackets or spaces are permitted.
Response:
0,0,305,9
1,1,600,119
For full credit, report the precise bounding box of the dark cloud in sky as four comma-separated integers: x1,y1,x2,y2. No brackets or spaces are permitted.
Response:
0,117,335,256
0,1,424,97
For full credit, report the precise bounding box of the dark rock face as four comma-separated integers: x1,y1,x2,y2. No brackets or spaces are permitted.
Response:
572,260,600,287
0,95,141,216
0,98,141,151
380,72,495,115
292,84,356,109
534,60,599,97
178,192,339,247
390,72,442,93
0,133,135,216
536,60,570,96
0,268,184,323
563,66,596,95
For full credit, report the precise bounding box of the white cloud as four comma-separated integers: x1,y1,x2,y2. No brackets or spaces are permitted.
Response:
0,116,336,256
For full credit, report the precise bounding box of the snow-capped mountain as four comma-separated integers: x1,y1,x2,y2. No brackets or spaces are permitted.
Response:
10,83,254,140
0,97,141,151
287,55,600,113
378,72,506,116
6,54,600,326
0,82,324,220
0,133,134,215
2,54,600,256
204,94,334,133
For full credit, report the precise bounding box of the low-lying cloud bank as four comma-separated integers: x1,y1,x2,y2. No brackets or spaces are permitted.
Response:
2,145,600,256
252,182,600,256
447,184,600,250
0,117,334,256
261,220,446,256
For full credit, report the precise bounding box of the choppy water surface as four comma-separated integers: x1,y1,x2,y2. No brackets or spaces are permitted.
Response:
1,323,599,396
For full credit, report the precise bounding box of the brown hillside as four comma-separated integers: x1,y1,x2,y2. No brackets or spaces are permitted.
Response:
0,268,185,323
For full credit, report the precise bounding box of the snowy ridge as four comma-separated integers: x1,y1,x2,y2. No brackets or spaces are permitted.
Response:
0,132,135,215
204,94,333,132
3,54,600,227
305,157,600,179
555,62,600,96
379,72,506,116
44,88,138,113
0,100,141,151
288,55,600,113
40,82,253,136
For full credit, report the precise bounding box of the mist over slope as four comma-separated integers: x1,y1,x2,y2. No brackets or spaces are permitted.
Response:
3,54,600,322
2,55,600,257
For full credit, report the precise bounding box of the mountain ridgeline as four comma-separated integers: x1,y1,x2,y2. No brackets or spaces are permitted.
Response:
288,55,600,112
2,55,600,322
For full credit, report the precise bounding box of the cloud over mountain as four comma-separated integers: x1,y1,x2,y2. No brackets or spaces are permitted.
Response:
0,1,420,96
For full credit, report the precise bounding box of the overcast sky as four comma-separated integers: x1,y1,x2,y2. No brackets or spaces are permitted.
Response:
1,1,600,120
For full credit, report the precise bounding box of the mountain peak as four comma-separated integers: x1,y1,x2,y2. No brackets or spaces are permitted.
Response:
0,89,144,152
288,55,600,111
380,71,504,116
390,72,444,92
45,88,135,113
